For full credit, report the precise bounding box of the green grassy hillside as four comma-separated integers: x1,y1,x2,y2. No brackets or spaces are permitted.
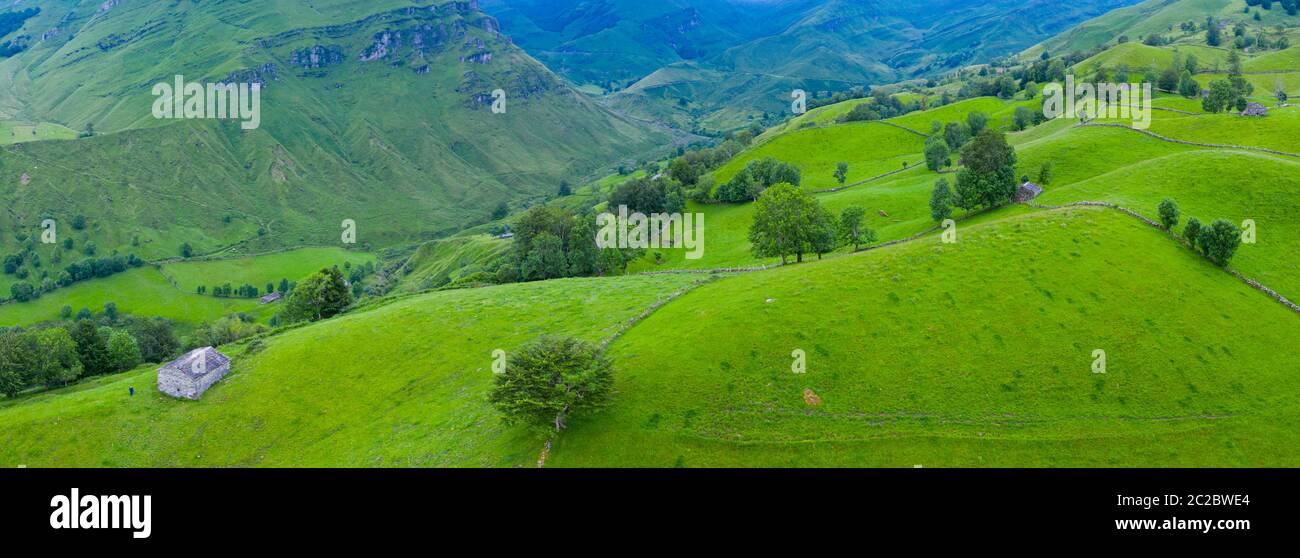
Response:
0,273,705,467
0,0,668,291
715,122,926,193
393,235,510,293
554,208,1300,467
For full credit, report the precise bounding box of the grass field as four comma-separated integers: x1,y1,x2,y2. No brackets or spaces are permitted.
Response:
713,121,926,192
0,274,705,467
0,247,373,327
1037,149,1300,299
0,267,263,327
553,208,1300,467
161,247,373,294
0,121,78,145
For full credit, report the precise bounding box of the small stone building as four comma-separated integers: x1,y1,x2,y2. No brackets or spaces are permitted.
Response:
157,347,231,400
1012,181,1044,203
259,291,282,304
1241,102,1268,117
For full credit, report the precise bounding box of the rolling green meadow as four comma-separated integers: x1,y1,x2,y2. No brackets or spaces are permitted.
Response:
1,0,1298,469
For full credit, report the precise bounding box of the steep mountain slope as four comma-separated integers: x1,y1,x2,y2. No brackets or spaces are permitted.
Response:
0,0,669,265
485,0,1140,129
1024,0,1299,58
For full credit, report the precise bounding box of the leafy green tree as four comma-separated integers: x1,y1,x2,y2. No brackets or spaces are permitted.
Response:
609,176,668,214
966,111,990,135
33,328,83,388
103,301,118,322
129,318,179,363
930,179,955,222
1200,220,1243,266
943,122,969,150
70,319,111,376
1012,106,1033,131
1206,16,1221,46
748,183,821,264
1177,71,1200,97
491,201,509,220
281,267,354,323
107,330,142,372
923,136,950,171
0,330,37,397
180,242,193,258
566,217,598,277
838,206,873,251
520,232,568,281
9,281,36,302
810,206,840,259
488,336,614,432
834,162,849,186
1037,162,1053,185
955,130,1018,210
59,305,72,319
1157,199,1181,230
557,181,572,197
1183,217,1203,248
1202,79,1235,113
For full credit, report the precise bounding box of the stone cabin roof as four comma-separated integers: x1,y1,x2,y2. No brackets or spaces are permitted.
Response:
1242,102,1268,117
161,347,230,378
260,291,282,304
1013,181,1043,203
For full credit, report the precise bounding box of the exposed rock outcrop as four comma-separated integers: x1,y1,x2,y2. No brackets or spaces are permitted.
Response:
290,45,345,69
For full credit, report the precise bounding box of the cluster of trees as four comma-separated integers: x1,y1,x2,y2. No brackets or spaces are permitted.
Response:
716,157,802,202
839,89,925,122
1203,50,1257,113
5,251,144,303
1150,51,1203,98
663,137,751,202
0,314,179,398
609,175,686,215
922,111,1001,172
496,205,635,284
1158,200,1243,267
191,314,265,348
927,130,1019,219
1246,0,1299,17
202,283,266,298
748,183,876,264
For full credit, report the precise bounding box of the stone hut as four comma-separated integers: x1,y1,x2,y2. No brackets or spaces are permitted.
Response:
1012,181,1043,203
1241,102,1268,117
157,347,231,400
259,291,282,304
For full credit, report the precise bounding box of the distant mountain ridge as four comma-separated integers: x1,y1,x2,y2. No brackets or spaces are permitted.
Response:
483,0,1142,128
